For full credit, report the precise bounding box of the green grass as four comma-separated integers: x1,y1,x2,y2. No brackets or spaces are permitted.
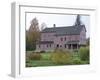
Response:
72,51,89,64
26,50,89,67
41,53,51,60
26,52,54,67
26,60,57,67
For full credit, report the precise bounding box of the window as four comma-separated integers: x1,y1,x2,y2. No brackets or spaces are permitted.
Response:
61,37,63,41
47,44,48,47
50,44,51,47
65,37,66,41
57,44,59,48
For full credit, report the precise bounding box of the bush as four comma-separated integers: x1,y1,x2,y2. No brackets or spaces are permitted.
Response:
26,64,33,67
78,47,89,61
41,54,51,60
50,49,72,64
73,49,78,52
40,50,45,53
72,58,82,64
28,52,42,60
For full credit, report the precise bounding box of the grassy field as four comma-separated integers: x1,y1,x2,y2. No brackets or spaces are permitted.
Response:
26,50,89,67
26,60,58,67
26,52,53,67
26,51,69,67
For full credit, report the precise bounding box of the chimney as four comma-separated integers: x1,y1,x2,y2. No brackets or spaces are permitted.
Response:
53,24,56,28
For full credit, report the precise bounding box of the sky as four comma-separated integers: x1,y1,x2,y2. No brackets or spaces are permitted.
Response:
26,13,90,38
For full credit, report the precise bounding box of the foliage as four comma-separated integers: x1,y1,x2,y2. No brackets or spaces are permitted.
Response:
26,60,57,67
26,64,33,67
26,50,90,67
26,18,41,51
86,38,90,46
73,49,78,52
78,47,89,61
41,53,51,60
72,58,82,64
40,50,46,53
41,22,47,30
28,52,42,60
50,49,72,64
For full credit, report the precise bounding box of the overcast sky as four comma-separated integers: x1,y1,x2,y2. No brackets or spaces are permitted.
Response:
26,13,90,38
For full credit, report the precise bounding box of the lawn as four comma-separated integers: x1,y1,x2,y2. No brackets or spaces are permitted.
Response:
26,60,58,67
26,49,89,67
26,51,68,67
26,52,54,67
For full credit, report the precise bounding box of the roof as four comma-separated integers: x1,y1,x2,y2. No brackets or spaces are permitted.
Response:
41,25,86,36
37,41,54,44
66,40,79,44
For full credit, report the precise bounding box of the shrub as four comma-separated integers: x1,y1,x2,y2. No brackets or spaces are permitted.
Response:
26,59,30,63
40,50,45,53
78,47,89,61
50,49,72,64
41,53,51,60
73,49,78,52
72,58,82,64
28,52,42,60
26,64,32,67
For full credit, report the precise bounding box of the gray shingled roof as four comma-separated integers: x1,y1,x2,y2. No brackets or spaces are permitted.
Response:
41,25,86,36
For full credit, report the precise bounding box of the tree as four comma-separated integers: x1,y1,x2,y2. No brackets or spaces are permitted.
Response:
86,38,90,46
26,18,41,51
29,17,40,32
41,22,47,31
